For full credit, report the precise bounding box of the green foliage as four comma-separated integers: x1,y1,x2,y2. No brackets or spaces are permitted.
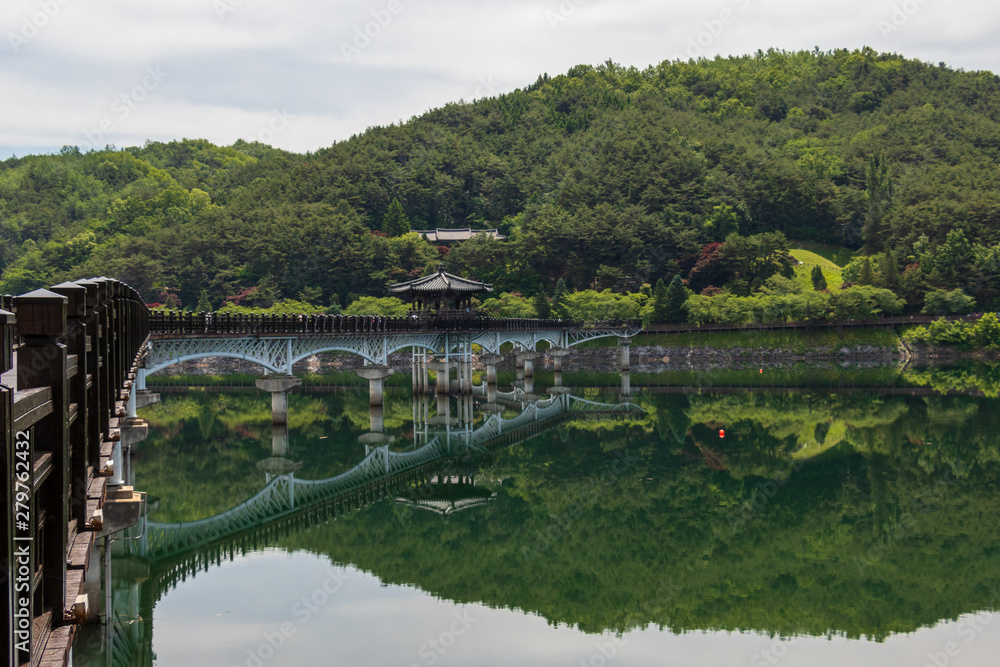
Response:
478,292,537,318
684,284,904,325
382,198,410,237
811,265,827,291
5,51,1000,315
904,313,1000,349
921,288,976,316
341,296,410,317
532,287,551,319
663,274,689,323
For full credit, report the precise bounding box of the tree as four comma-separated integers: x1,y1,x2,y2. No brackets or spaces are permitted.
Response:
533,287,551,319
195,289,213,312
879,250,901,293
863,152,893,252
858,257,874,286
664,274,689,323
922,288,976,316
811,265,827,291
382,198,410,237
652,278,669,323
551,278,568,318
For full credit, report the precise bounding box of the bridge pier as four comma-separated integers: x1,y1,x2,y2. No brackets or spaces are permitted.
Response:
517,350,538,378
480,353,502,385
618,337,631,372
426,358,451,395
621,371,631,396
255,375,302,423
549,347,572,372
356,365,394,407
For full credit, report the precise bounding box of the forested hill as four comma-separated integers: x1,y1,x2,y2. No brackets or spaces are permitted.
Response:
3,48,1000,312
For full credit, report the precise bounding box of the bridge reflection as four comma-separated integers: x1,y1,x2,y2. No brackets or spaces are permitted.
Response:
89,385,642,666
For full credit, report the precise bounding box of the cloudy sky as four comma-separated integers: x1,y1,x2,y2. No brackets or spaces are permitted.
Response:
2,0,999,159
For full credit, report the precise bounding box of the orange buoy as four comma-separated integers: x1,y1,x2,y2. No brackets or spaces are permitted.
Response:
719,429,725,438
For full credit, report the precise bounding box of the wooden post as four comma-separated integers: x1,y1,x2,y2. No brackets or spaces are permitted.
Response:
50,283,90,527
14,288,70,625
1,306,14,667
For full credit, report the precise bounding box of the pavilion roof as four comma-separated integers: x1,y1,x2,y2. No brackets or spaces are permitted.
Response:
388,265,493,296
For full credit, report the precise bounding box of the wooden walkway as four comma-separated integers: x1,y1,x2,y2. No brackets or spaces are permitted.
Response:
2,280,148,667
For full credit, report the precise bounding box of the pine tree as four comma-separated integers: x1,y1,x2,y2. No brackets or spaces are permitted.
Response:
533,288,551,319
551,278,568,318
664,274,689,324
382,198,410,237
195,289,213,312
811,265,827,291
880,249,901,292
652,278,668,323
858,257,874,285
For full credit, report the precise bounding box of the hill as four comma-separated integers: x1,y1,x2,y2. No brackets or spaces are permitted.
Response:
3,48,1000,312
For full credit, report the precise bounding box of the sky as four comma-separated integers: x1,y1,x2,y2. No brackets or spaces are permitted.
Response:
2,0,1000,159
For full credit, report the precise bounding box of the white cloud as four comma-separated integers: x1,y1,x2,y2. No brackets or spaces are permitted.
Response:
2,0,1000,158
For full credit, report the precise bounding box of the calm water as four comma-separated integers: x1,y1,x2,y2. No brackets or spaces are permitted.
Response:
73,378,1000,667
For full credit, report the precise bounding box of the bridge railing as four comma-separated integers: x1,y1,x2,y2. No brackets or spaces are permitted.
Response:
148,310,642,336
3,278,150,666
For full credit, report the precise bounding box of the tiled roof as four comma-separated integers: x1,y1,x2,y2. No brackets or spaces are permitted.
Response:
415,228,506,243
389,266,493,295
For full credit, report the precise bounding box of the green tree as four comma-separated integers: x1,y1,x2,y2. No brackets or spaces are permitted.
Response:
651,278,669,323
533,288,551,319
382,198,410,237
863,152,893,251
811,265,827,291
664,274,689,324
551,278,569,318
195,289,213,312
922,288,976,315
858,257,874,286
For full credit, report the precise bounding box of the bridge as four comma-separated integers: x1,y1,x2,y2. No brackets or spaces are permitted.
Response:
144,310,641,410
3,276,641,667
2,279,151,667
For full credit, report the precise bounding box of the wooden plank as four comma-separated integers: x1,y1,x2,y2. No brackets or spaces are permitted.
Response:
32,452,52,493
12,387,53,432
66,531,93,571
38,625,73,667
64,570,84,603
99,440,113,458
87,473,106,500
30,610,52,667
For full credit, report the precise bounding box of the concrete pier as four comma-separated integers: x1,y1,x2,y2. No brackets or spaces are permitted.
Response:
480,353,503,385
619,337,631,372
426,359,452,395
356,365,394,406
549,347,572,372
517,350,539,378
255,375,303,423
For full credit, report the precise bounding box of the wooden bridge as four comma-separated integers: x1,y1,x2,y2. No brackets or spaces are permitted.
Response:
2,279,150,667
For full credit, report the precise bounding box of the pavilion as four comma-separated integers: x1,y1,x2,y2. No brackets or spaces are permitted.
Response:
388,264,493,315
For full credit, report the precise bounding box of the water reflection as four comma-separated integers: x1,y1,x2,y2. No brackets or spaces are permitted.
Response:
74,379,1000,667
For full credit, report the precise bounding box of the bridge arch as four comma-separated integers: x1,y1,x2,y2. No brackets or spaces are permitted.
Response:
146,352,283,375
